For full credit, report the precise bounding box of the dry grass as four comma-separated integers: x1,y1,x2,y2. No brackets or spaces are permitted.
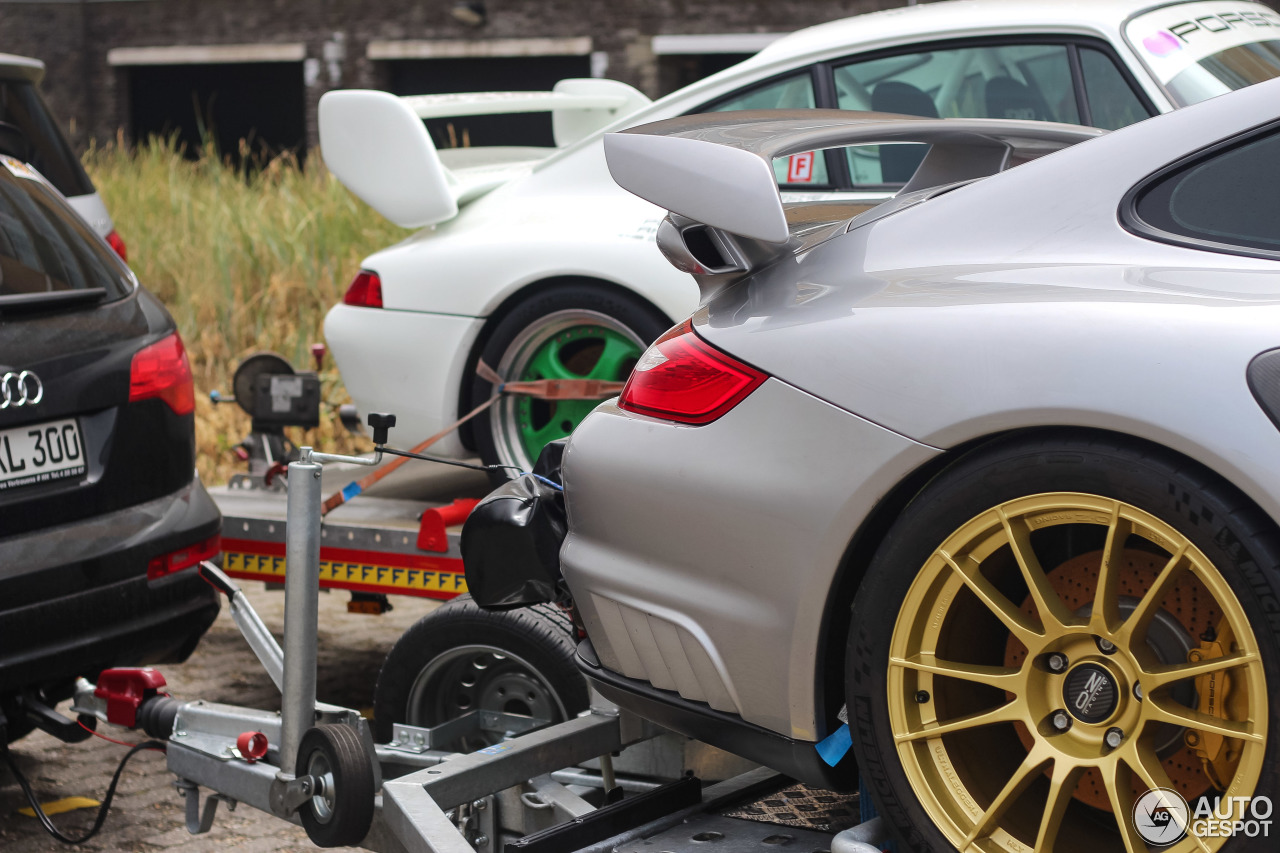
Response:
83,137,409,484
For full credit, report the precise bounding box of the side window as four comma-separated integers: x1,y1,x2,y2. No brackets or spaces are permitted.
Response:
1079,48,1151,131
706,73,830,188
1132,129,1280,256
834,44,1080,186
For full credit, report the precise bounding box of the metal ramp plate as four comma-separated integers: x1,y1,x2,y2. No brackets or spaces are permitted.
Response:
614,813,836,853
722,782,861,834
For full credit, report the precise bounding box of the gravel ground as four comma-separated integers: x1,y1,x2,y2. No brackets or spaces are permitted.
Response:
0,583,440,853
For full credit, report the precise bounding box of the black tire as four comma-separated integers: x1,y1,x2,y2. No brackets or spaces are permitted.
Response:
469,282,670,478
372,594,589,748
847,432,1280,853
295,723,376,848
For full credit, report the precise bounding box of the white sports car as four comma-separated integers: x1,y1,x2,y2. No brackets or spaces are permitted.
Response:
320,0,1280,471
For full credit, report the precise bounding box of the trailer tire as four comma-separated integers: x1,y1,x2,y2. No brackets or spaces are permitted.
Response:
295,724,376,848
372,594,587,749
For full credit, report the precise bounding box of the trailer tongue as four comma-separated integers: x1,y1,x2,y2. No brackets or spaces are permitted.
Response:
61,432,885,853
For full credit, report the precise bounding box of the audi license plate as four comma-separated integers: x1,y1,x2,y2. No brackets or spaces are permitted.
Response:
0,418,85,491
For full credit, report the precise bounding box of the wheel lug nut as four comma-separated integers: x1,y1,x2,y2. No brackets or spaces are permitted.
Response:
1133,682,1144,700
1052,710,1072,732
1105,727,1125,749
1047,653,1069,673
1095,636,1117,654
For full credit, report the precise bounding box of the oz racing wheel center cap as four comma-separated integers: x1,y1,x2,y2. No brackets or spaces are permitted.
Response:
1062,662,1120,725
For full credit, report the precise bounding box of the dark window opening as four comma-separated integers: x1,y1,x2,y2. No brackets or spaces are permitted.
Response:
385,55,591,149
128,62,306,165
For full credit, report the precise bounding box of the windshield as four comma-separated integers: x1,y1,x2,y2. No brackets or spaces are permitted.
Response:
1126,2,1280,107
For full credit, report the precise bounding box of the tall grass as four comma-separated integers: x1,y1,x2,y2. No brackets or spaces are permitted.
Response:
83,137,410,485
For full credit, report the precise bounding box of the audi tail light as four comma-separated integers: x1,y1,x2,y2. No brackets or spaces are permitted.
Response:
343,270,383,308
106,229,128,262
618,319,766,425
148,534,220,581
130,333,196,415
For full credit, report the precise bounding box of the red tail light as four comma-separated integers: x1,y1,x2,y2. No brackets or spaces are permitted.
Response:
148,534,220,581
343,270,383,307
618,320,766,425
106,229,127,262
130,333,196,415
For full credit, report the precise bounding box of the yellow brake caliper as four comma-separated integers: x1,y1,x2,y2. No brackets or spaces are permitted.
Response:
1185,622,1241,790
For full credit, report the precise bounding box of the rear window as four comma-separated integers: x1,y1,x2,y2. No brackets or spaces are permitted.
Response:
0,160,132,301
1129,126,1280,257
0,81,94,198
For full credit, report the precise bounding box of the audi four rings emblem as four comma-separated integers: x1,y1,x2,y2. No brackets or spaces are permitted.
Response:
1,371,43,409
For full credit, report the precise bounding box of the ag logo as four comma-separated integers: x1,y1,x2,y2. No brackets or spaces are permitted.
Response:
1134,788,1190,846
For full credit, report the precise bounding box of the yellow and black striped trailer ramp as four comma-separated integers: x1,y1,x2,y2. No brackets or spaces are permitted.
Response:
209,484,470,602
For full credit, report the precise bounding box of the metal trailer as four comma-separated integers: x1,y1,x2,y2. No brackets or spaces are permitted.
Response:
68,443,888,853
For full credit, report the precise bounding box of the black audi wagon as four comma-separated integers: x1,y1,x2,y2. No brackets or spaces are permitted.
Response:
0,156,220,743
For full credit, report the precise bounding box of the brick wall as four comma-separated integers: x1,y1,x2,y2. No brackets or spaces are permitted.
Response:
0,0,900,151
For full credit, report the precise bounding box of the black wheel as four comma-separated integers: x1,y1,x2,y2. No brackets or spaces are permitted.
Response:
847,433,1279,853
469,282,669,476
295,724,376,848
372,594,589,749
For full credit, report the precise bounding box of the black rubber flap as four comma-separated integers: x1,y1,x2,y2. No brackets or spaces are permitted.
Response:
461,473,568,610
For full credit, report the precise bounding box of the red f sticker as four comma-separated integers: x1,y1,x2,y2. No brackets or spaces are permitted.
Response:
787,151,815,183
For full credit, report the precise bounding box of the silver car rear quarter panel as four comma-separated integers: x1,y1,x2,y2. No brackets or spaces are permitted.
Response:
560,382,937,740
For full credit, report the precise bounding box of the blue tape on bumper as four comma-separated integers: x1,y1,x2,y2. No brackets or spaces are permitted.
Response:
816,723,852,767
341,481,362,502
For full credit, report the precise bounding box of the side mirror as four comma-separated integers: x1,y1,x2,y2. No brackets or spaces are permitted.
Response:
318,90,457,229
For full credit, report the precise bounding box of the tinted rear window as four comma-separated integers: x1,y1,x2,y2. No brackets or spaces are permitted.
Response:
1132,128,1280,257
0,81,94,198
0,160,132,300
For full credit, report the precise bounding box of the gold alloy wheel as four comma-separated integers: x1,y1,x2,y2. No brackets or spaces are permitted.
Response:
888,493,1268,853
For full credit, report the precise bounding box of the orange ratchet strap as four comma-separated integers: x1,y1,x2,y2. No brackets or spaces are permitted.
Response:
319,361,624,516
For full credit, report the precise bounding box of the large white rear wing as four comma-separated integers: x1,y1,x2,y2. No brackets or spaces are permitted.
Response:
319,79,650,229
604,109,1104,243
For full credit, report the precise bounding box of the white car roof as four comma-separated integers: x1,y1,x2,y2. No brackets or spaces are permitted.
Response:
631,0,1179,120
750,0,1171,65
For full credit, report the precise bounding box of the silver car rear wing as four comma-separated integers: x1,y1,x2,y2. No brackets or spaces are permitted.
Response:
606,109,1103,243
603,109,1104,294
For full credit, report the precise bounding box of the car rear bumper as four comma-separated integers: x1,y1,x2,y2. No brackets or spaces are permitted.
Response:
559,381,937,741
323,304,485,455
0,477,222,694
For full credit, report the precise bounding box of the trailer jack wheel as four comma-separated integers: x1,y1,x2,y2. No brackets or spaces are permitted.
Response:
296,724,375,848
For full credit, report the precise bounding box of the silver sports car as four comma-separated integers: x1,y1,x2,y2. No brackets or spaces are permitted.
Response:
552,77,1280,851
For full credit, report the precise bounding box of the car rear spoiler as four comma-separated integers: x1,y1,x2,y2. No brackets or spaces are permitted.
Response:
604,109,1104,244
319,79,650,229
602,109,1103,298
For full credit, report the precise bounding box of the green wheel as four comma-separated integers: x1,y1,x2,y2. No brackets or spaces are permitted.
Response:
470,283,670,475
